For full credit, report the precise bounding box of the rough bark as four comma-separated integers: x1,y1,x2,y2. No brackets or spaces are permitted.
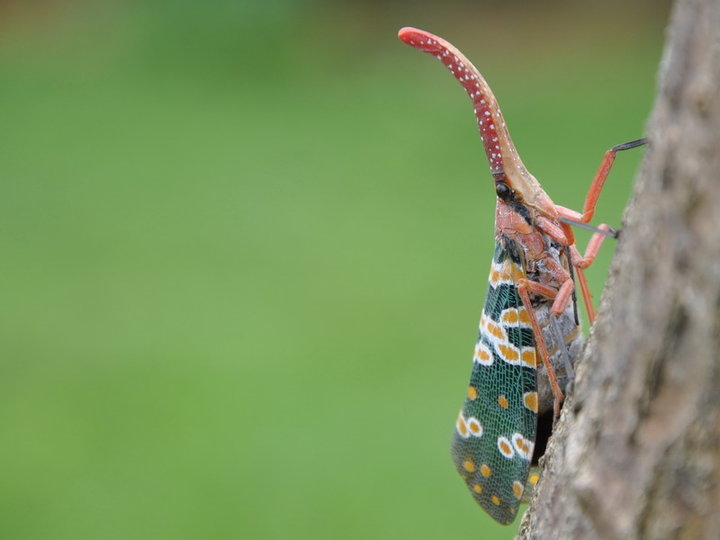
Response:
517,0,720,538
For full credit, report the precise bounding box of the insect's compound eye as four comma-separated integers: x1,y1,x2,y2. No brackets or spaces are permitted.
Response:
495,182,513,201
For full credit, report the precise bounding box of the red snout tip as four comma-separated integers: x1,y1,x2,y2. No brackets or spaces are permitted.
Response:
398,27,442,52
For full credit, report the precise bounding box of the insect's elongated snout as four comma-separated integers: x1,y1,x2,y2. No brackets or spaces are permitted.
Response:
398,27,557,220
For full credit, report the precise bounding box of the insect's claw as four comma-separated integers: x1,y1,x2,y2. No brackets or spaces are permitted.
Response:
611,137,647,152
565,377,575,397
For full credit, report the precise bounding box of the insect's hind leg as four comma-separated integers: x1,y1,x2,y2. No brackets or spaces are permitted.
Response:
574,267,596,323
516,279,565,421
569,224,615,324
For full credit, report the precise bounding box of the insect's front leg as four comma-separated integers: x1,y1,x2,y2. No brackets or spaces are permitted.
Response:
552,140,648,322
571,223,614,270
556,138,648,224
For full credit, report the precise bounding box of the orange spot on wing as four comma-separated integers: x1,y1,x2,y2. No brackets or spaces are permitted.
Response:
498,344,519,363
521,349,536,368
510,262,525,282
499,440,513,457
512,434,534,459
523,392,538,413
480,464,492,477
473,484,483,494
463,459,476,472
513,481,524,499
457,415,468,437
502,308,531,326
467,386,478,400
491,495,501,505
487,322,505,340
467,419,482,436
497,395,509,409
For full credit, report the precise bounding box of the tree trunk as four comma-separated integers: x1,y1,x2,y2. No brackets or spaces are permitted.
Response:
517,0,720,538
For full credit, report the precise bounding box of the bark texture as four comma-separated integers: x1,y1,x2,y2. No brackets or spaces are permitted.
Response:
517,0,720,538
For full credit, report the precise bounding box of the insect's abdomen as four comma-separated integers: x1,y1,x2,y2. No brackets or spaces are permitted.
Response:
451,243,537,525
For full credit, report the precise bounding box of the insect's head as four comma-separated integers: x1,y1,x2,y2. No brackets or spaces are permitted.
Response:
493,172,515,202
493,170,556,219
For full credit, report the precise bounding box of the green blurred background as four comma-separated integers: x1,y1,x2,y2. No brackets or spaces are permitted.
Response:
0,1,668,538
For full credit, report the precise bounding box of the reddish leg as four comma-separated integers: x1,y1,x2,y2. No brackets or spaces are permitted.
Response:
536,216,573,246
542,256,576,317
570,223,617,323
556,138,647,224
517,279,565,420
555,139,647,321
572,223,613,269
574,268,595,323
550,280,575,317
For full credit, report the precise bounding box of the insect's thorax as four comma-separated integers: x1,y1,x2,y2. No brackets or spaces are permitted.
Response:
496,200,546,259
495,199,564,291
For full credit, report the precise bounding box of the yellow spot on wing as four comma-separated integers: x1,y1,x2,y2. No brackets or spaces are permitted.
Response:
512,433,534,460
497,395,509,409
467,386,478,400
473,484,482,494
498,438,514,458
491,495,501,505
475,346,492,364
487,322,506,340
480,464,492,477
498,344,519,363
467,418,482,436
509,262,525,283
456,414,468,437
529,473,540,485
502,308,531,326
513,481,524,499
521,349,536,368
463,459,475,472
523,391,538,413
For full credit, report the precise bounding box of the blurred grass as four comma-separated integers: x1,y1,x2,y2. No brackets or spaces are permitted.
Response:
0,1,667,539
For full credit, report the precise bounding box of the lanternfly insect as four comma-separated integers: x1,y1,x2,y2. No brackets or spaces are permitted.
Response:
398,27,646,525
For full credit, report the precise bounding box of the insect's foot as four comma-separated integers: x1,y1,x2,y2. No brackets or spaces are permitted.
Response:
611,138,648,152
552,399,562,426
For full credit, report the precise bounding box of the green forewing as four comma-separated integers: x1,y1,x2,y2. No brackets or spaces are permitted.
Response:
451,240,538,525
